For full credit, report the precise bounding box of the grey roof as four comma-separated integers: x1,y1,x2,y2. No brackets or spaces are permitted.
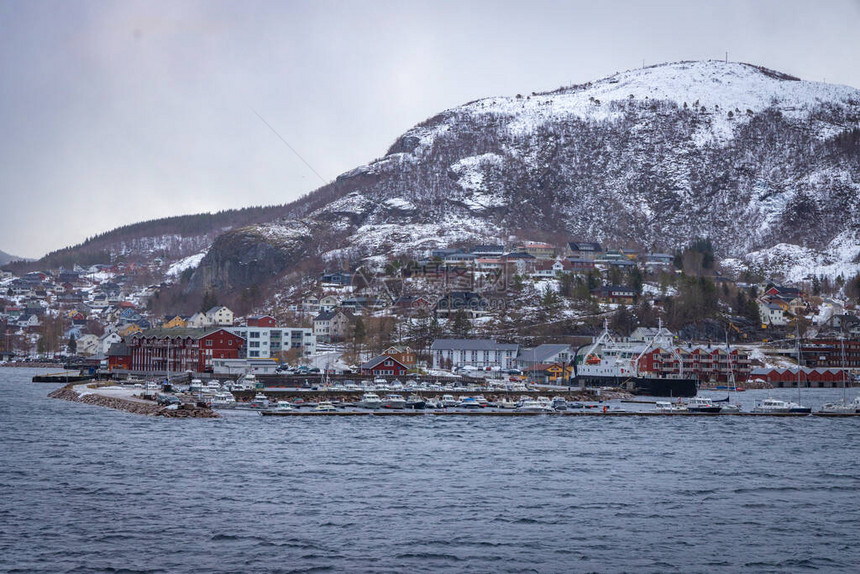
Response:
106,342,130,357
568,242,603,251
134,327,240,340
517,344,572,365
431,339,519,352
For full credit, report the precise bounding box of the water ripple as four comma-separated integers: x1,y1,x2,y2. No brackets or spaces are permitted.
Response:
2,369,860,572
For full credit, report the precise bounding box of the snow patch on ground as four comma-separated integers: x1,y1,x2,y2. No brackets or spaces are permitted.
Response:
322,216,503,262
383,197,416,211
729,230,860,282
252,220,313,246
166,252,207,276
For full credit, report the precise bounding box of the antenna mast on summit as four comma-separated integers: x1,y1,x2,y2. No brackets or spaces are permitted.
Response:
725,51,728,63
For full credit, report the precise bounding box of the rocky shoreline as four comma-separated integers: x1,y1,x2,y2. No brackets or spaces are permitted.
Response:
48,384,219,418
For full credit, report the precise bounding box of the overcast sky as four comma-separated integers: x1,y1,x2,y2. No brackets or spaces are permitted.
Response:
1,0,859,259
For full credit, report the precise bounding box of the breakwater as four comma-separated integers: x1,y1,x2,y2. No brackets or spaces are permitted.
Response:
48,384,219,418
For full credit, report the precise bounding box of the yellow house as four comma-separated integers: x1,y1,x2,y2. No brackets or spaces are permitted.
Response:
527,363,574,384
118,324,142,337
162,315,187,329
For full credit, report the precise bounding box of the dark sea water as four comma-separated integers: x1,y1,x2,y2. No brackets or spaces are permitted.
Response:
2,367,860,573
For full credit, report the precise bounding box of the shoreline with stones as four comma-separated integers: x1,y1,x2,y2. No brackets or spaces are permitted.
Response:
48,383,220,418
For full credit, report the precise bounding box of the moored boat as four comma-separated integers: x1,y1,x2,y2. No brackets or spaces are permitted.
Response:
248,392,270,409
753,398,792,414
357,393,382,409
458,397,481,409
210,391,237,408
406,395,426,409
382,394,406,409
655,400,687,413
574,320,698,397
517,399,554,413
685,396,722,413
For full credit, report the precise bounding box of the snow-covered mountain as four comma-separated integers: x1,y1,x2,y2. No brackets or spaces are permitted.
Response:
189,60,860,292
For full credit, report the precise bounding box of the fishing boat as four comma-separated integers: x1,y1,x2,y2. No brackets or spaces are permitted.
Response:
314,401,337,412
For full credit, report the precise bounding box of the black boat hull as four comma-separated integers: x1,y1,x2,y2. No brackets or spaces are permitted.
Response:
575,375,698,397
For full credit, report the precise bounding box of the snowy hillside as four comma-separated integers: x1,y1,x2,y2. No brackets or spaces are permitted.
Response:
38,59,850,295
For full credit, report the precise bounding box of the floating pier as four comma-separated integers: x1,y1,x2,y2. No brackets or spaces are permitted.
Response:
259,409,860,417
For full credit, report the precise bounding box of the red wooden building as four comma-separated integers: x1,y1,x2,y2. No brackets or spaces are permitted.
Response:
246,315,277,328
127,328,245,373
637,345,752,383
360,355,408,377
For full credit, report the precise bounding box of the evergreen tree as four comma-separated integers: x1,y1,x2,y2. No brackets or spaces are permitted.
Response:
200,291,217,313
67,333,77,355
451,309,471,338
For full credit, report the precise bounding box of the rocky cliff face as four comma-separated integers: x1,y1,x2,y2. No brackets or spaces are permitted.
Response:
188,60,860,292
189,221,316,292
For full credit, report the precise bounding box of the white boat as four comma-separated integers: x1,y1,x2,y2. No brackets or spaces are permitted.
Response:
210,391,237,408
441,394,458,408
204,380,222,393
517,399,554,413
274,400,294,411
655,400,687,413
821,400,855,414
458,397,481,409
495,398,519,409
753,398,792,414
719,402,741,414
821,336,855,414
314,401,337,412
382,394,406,409
424,397,443,409
248,393,270,409
684,396,722,413
357,393,382,409
189,379,204,393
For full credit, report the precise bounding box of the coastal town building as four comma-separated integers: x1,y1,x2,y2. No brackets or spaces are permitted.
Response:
635,344,752,383
313,309,352,344
205,306,234,326
360,355,408,377
227,318,316,359
431,339,520,370
382,345,417,368
126,328,245,373
799,338,860,368
750,366,850,388
516,344,574,370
